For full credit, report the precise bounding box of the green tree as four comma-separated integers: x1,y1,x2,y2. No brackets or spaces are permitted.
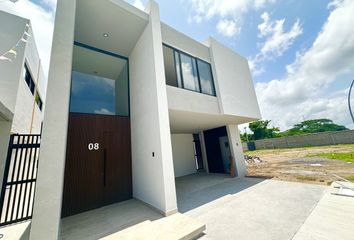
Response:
283,119,347,136
248,120,280,140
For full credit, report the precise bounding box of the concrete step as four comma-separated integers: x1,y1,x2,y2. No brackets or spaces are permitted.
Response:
0,221,31,240
100,212,205,240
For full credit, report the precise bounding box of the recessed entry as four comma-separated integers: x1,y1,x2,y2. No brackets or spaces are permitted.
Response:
70,45,129,116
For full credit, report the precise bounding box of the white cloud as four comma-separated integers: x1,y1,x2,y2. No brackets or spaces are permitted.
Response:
249,12,303,76
187,0,276,37
256,0,354,130
94,108,114,115
248,59,265,76
216,19,240,37
132,0,144,10
40,0,56,10
0,0,56,77
257,12,303,59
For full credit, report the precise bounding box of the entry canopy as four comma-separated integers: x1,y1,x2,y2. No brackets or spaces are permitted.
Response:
75,0,149,57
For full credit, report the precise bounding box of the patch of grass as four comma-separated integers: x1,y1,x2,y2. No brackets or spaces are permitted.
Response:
296,176,317,181
244,143,354,155
346,176,354,182
308,152,354,163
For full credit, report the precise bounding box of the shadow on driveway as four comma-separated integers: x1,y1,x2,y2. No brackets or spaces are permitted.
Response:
176,173,266,213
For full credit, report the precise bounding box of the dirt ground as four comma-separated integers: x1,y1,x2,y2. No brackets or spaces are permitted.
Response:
245,144,354,185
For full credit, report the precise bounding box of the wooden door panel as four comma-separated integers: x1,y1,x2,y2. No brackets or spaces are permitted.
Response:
62,113,104,217
62,113,132,217
103,126,132,205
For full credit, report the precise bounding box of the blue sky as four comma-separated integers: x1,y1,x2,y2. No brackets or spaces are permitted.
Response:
1,0,353,131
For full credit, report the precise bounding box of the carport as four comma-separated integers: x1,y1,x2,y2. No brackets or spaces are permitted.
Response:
175,173,327,239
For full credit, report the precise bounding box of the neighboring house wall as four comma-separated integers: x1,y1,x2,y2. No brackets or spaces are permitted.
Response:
0,11,46,135
171,134,196,177
11,76,42,134
0,11,27,113
207,38,261,120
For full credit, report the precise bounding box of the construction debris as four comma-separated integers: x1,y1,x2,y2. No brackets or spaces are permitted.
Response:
244,155,263,165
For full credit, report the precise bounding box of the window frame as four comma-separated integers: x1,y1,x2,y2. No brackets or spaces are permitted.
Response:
69,41,130,117
23,62,44,111
196,58,216,96
163,43,216,97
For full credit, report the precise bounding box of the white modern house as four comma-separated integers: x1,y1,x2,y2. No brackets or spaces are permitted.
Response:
0,11,46,189
29,0,261,239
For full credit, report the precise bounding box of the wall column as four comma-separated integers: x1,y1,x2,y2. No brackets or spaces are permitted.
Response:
129,0,177,215
30,0,76,239
226,124,246,177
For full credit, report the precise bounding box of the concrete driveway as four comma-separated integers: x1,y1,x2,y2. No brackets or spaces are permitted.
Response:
176,173,327,240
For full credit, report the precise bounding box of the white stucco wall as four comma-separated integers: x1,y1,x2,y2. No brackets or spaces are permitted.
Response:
0,11,45,135
207,37,261,120
161,23,210,62
0,11,27,113
0,121,12,193
30,0,76,239
226,124,246,177
115,64,129,116
129,1,177,215
11,76,43,134
171,134,196,177
167,86,220,115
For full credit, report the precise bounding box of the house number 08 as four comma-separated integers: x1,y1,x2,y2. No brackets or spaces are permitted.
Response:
88,143,100,151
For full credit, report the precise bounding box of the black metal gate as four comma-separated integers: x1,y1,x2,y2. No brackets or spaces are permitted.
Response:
0,134,40,226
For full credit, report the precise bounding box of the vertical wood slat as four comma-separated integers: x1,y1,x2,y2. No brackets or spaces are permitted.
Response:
62,113,132,217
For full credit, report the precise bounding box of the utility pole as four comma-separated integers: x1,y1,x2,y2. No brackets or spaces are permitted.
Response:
244,126,249,142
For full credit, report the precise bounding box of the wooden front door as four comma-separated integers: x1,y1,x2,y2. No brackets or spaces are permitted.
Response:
62,113,132,217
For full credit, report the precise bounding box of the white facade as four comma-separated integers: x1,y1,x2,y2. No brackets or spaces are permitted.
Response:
0,11,46,190
29,0,261,239
171,134,196,178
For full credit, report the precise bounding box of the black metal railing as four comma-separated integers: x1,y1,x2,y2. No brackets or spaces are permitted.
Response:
0,134,41,226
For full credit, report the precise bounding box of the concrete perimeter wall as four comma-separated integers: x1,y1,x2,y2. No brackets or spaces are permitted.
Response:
243,130,354,151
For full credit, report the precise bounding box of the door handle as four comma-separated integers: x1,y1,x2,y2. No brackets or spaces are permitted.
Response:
103,148,107,187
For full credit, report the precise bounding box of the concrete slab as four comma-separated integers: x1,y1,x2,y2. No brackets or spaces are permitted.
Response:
60,199,162,240
100,212,205,240
292,182,354,240
0,221,30,240
176,173,327,240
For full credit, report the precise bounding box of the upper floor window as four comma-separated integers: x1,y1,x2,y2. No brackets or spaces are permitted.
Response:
23,63,35,94
23,63,43,111
163,44,216,96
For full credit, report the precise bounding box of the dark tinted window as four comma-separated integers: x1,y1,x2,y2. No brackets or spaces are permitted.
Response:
23,64,35,94
197,59,215,95
180,53,200,92
163,45,178,87
162,44,216,96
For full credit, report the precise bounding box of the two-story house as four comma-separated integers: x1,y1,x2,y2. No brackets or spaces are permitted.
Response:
29,0,261,239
